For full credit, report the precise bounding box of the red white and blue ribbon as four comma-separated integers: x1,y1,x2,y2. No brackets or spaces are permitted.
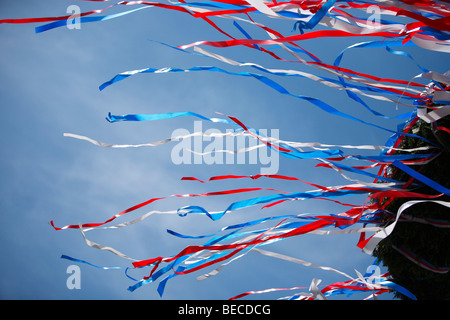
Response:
5,0,449,300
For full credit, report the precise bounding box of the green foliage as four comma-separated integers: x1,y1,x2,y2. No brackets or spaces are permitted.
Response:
373,114,450,300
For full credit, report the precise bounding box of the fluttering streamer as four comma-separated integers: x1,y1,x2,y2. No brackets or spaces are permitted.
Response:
6,0,449,300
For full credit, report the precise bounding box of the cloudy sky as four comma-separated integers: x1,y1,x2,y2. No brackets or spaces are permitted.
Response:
0,1,448,300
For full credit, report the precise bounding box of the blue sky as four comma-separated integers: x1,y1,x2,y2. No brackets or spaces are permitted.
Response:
0,1,448,300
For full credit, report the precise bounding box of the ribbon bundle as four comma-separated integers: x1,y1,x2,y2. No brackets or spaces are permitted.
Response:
5,0,449,299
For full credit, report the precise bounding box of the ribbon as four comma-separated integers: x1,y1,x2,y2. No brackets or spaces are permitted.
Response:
192,45,421,112
362,200,450,254
99,65,425,136
35,6,150,33
14,0,447,300
294,0,337,34
60,254,124,270
392,160,450,196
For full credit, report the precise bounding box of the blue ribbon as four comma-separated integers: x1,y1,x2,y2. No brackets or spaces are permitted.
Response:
152,39,415,115
167,214,314,240
107,111,232,125
294,0,337,34
392,160,450,195
100,65,421,136
233,21,261,51
60,254,123,270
